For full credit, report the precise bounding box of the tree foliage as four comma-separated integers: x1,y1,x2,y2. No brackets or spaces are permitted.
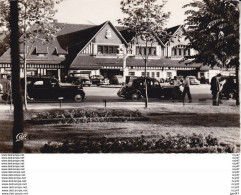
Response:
0,0,63,109
183,0,239,68
0,32,10,56
0,0,62,58
118,0,170,58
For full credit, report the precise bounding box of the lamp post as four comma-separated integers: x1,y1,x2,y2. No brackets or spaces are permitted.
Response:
117,47,133,85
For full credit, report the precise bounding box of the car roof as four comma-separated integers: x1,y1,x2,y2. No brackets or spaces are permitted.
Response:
25,76,57,81
133,77,159,81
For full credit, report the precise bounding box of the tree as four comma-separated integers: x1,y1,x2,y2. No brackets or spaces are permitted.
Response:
183,0,239,105
118,0,170,108
10,0,24,152
0,0,63,109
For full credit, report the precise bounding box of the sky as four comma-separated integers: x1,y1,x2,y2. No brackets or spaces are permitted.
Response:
54,0,193,27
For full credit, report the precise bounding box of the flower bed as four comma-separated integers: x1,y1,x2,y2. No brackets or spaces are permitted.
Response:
28,109,148,124
40,133,236,153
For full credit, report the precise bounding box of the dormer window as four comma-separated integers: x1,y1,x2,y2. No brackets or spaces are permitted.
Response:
32,46,48,57
52,47,66,58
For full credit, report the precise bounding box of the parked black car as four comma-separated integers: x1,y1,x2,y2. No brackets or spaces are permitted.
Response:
117,77,176,100
21,76,85,102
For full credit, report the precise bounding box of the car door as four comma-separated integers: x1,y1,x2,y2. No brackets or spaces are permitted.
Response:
49,79,60,99
148,79,162,98
29,80,50,99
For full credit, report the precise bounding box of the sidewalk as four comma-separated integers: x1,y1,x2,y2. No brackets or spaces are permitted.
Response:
0,98,237,111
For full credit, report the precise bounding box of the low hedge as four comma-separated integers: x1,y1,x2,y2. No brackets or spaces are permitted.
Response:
40,133,236,153
28,109,147,124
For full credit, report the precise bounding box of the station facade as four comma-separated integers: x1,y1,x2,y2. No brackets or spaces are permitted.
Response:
0,20,234,81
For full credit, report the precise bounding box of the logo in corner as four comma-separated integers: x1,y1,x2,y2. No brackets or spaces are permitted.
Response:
16,133,27,142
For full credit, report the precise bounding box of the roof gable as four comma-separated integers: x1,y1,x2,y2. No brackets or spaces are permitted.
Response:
78,21,128,53
160,25,184,45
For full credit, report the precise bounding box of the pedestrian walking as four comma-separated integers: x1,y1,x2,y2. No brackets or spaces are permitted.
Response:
172,76,182,100
210,73,222,106
182,75,192,103
1,75,12,104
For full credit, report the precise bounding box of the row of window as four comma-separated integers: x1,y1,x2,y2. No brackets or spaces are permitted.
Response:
136,47,156,56
97,45,158,56
129,72,174,78
173,48,190,56
97,45,119,54
129,72,161,77
96,45,191,57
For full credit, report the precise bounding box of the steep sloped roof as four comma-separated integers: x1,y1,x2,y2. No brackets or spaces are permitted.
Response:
116,26,135,43
160,25,182,45
166,25,181,35
57,22,106,50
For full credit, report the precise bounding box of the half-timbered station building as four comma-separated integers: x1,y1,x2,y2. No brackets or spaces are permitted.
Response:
0,20,231,81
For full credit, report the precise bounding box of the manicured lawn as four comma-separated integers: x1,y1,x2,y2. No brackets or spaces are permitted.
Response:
0,105,239,153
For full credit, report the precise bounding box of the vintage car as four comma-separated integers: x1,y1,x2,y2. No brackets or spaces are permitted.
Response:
187,76,200,85
98,78,110,86
90,75,104,85
64,75,91,87
21,76,86,102
117,77,179,100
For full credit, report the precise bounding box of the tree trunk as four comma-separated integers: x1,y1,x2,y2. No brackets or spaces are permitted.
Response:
235,64,239,105
10,0,24,153
144,59,148,108
23,58,27,110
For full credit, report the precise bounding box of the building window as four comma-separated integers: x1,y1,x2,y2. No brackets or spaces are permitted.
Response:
98,46,103,54
146,72,150,77
151,72,155,77
109,46,113,53
166,72,172,78
97,45,119,54
188,49,190,56
174,49,177,56
136,46,157,56
156,72,160,77
103,46,108,53
179,49,182,56
129,72,135,76
141,72,145,76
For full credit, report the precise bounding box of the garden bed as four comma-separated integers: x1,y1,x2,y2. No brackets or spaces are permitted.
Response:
27,108,149,124
40,133,236,153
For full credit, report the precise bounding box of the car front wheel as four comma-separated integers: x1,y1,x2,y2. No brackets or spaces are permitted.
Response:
131,93,140,100
74,94,84,102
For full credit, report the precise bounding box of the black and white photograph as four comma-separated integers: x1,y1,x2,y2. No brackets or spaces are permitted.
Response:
0,0,239,153
0,0,240,194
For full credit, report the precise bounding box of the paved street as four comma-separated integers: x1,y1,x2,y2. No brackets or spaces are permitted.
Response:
0,84,237,110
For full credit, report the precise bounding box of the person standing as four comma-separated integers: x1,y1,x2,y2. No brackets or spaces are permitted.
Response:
6,75,12,103
172,76,182,100
1,75,12,103
182,75,192,103
210,73,221,106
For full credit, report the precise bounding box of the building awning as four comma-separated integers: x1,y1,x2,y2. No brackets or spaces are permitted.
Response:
70,55,202,70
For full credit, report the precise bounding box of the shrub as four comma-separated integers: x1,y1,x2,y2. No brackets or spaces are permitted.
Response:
40,133,236,153
29,109,146,124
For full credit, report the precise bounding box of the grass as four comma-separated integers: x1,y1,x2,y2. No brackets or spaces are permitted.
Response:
0,104,239,153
